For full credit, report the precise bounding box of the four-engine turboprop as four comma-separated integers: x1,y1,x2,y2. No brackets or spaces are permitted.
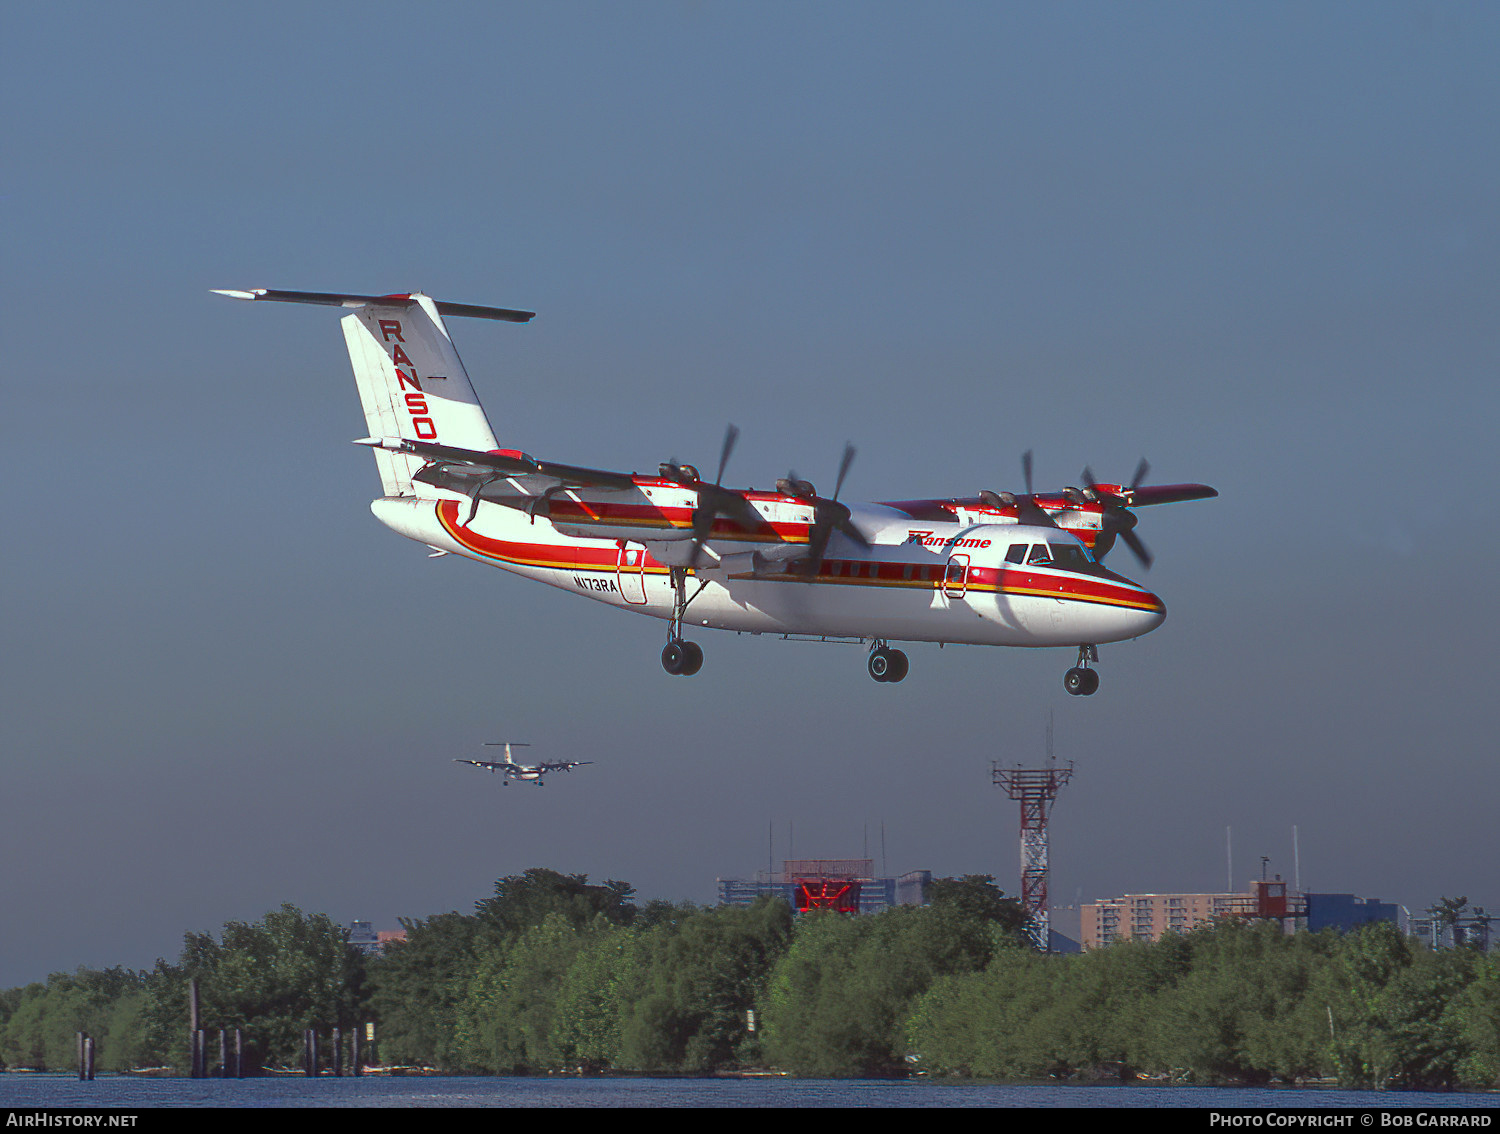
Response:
216,288,1216,695
455,742,592,787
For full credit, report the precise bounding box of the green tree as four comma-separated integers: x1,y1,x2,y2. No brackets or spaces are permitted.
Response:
927,875,1030,947
368,910,494,1070
906,946,1061,1078
1018,933,1191,1078
1309,920,1475,1089
0,969,150,1073
143,903,367,1073
1140,921,1333,1083
552,924,644,1068
762,904,998,1076
0,983,51,1069
618,897,793,1072
1447,952,1500,1088
475,869,636,936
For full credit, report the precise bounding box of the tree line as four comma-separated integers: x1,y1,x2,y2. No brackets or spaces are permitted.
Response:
1,870,1496,1088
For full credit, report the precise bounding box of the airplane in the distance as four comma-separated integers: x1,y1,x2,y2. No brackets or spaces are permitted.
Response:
455,743,593,787
217,288,1216,695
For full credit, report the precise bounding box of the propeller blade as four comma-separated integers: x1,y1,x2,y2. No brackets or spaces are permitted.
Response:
687,423,748,567
790,444,863,579
715,423,739,487
1120,528,1154,570
1130,457,1150,491
803,524,833,578
834,443,856,502
838,515,872,549
1080,465,1103,502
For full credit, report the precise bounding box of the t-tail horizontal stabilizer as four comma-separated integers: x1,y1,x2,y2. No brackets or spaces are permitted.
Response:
211,289,535,323
216,287,532,497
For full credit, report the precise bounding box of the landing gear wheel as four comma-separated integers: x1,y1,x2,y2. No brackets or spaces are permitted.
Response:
661,639,703,677
868,647,908,683
1064,667,1100,696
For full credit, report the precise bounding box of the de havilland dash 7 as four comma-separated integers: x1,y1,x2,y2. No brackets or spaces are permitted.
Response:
455,743,592,787
217,289,1215,694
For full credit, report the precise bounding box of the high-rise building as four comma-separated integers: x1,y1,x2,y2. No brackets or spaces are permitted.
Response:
1081,879,1310,948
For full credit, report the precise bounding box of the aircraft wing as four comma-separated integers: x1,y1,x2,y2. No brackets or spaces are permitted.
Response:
1125,483,1218,507
377,436,802,552
538,761,593,772
454,758,507,772
360,436,639,491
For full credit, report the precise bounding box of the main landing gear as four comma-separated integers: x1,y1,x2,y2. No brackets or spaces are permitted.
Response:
867,641,909,683
661,637,704,676
1064,644,1100,696
661,565,708,677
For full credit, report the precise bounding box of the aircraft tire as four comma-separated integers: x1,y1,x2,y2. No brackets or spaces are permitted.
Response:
886,650,909,683
662,640,688,675
1064,667,1087,695
868,648,892,682
681,641,704,676
1081,669,1100,695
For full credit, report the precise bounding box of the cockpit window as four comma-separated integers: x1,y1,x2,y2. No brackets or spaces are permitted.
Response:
1009,541,1109,576
1046,543,1107,576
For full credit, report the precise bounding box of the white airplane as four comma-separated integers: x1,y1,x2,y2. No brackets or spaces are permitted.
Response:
217,289,1216,695
455,742,592,787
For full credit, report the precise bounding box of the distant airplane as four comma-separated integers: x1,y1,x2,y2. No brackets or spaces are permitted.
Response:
454,742,593,787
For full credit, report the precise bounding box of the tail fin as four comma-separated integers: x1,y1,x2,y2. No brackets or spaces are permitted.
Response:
215,289,534,496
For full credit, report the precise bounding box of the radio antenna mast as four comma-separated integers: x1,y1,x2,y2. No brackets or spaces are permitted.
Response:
993,712,1072,951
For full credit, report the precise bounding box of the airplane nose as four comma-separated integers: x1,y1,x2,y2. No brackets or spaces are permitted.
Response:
1133,591,1167,635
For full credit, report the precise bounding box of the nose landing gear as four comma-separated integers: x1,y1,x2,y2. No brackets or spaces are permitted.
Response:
867,641,909,683
1064,644,1100,696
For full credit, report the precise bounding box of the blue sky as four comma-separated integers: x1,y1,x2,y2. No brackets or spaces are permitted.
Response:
3,2,1497,985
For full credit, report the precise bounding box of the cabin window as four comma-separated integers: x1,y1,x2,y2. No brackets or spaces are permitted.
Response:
1005,544,1027,564
1027,544,1053,566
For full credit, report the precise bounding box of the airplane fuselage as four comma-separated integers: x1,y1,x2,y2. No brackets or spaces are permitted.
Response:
372,492,1165,649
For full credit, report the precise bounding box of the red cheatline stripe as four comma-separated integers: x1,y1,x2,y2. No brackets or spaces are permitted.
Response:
437,501,1160,611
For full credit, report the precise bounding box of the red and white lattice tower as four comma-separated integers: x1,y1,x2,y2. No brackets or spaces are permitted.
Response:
993,727,1073,951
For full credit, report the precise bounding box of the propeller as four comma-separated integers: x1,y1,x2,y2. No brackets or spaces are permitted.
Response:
783,443,870,578
1081,458,1153,569
978,449,1060,528
666,425,762,568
